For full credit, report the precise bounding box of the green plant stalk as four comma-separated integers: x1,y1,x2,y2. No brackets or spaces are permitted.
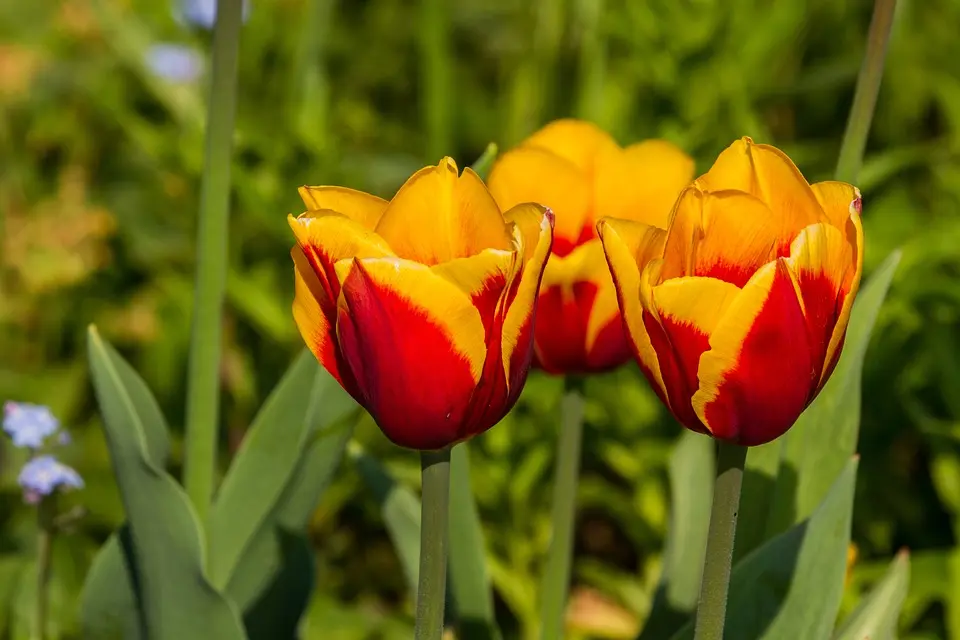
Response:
419,0,451,161
539,378,586,640
694,442,748,640
182,0,244,525
415,448,452,640
33,497,56,640
834,0,897,183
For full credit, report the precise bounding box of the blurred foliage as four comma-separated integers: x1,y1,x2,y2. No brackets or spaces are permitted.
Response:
0,0,958,638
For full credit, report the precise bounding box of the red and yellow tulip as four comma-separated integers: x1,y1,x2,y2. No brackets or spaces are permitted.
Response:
599,137,864,446
289,158,554,450
487,119,694,375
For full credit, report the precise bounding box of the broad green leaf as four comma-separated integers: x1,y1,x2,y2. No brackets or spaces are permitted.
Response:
351,443,422,594
79,527,143,640
470,143,498,180
87,326,247,640
238,530,315,640
209,350,350,588
448,443,500,640
763,250,900,538
834,550,910,640
670,457,858,640
224,419,355,611
218,349,357,621
733,439,782,562
638,432,713,640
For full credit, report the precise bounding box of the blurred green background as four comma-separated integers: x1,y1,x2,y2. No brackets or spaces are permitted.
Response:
1,0,959,638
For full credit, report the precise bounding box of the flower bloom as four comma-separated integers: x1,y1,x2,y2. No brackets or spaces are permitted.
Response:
145,43,204,83
3,402,59,449
18,455,84,504
488,119,694,375
289,157,554,450
599,137,864,446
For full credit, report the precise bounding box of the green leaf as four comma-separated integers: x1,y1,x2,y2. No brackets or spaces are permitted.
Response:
670,457,858,640
834,550,910,640
217,348,358,624
224,419,355,612
79,527,144,640
448,443,500,640
86,326,247,640
733,439,782,563
639,432,714,640
469,143,498,180
758,250,900,540
239,530,315,640
208,349,350,588
351,444,422,595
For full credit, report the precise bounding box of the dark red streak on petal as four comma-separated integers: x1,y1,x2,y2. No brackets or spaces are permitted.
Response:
698,261,757,289
701,261,814,445
644,311,709,434
586,315,632,372
551,221,595,258
795,270,844,382
533,283,595,374
336,262,479,450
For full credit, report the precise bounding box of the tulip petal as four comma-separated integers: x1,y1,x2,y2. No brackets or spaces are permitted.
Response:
661,188,784,287
692,259,814,445
298,186,388,229
334,257,488,449
595,140,695,229
695,137,823,231
820,212,864,387
597,217,669,402
488,146,590,256
291,247,357,396
500,205,554,390
811,181,862,231
640,268,739,431
522,118,619,175
785,222,855,381
535,240,630,372
431,248,515,342
374,157,513,266
288,211,394,301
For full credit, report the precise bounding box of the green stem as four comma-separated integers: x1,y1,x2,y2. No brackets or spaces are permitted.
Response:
694,442,748,640
834,0,897,183
419,0,452,161
539,378,585,640
33,498,56,640
415,448,452,640
182,0,243,524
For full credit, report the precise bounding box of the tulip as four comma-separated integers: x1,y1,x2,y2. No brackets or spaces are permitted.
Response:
488,119,694,374
289,157,554,450
599,137,864,446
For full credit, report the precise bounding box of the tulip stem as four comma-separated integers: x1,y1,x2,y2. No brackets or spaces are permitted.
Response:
539,377,585,640
415,447,452,640
835,0,897,183
182,0,243,526
694,441,748,640
33,497,56,640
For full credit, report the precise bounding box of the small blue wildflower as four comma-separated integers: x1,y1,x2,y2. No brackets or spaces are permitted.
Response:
175,0,251,30
18,455,84,504
145,43,204,83
3,402,59,449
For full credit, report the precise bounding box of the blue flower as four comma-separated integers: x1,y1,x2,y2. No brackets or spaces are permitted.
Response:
3,402,59,449
145,43,204,83
176,0,251,30
18,455,84,504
